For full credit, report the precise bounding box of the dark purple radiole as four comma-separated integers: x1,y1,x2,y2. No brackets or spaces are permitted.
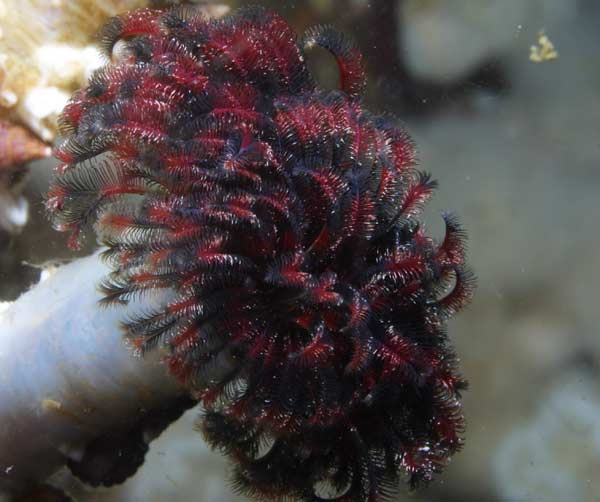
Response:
47,6,473,501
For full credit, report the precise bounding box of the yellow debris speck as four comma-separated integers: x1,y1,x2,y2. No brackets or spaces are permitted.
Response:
530,32,558,63
42,398,62,412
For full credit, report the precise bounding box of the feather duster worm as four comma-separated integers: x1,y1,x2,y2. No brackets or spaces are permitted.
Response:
47,7,473,501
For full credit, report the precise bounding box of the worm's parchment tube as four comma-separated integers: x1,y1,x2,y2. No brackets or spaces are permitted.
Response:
0,252,188,493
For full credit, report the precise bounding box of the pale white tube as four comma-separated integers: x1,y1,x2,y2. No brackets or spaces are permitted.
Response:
0,253,186,493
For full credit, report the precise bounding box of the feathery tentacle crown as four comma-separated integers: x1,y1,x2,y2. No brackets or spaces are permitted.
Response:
47,7,473,501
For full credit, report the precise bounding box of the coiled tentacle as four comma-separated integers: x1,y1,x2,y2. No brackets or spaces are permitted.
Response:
302,24,366,98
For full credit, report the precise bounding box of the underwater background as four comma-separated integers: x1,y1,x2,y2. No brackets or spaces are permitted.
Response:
0,1,599,501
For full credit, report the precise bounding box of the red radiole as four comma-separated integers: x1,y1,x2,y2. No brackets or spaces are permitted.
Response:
47,6,473,501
